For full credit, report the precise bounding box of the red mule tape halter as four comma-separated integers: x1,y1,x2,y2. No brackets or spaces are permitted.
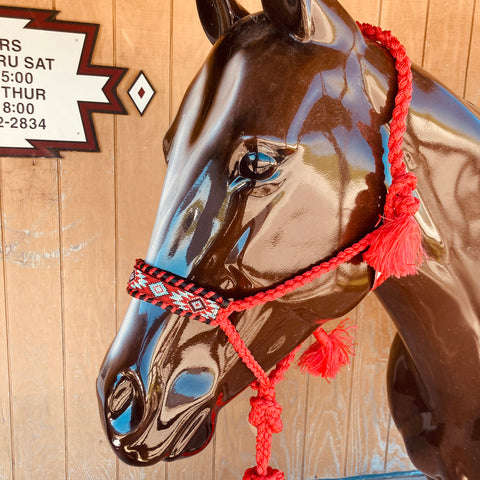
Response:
127,24,421,480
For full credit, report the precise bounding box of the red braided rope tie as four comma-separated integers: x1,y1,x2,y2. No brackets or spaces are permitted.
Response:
126,24,420,479
357,23,414,215
358,23,423,286
243,347,302,480
216,235,372,317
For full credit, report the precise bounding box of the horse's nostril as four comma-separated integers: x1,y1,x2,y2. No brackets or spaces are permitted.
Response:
109,377,135,416
166,368,215,408
107,372,144,435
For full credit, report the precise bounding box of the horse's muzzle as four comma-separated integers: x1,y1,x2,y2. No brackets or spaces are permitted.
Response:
96,301,223,465
99,364,219,465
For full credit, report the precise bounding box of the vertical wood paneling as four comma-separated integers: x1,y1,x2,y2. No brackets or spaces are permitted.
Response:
0,164,12,480
115,0,169,316
270,360,309,480
170,0,211,120
386,418,416,473
215,389,254,477
379,0,429,65
0,1,477,478
423,0,475,93
303,318,356,479
115,0,170,479
2,157,66,478
1,5,62,479
465,0,480,103
244,0,266,12
341,0,381,24
345,295,395,476
54,1,118,478
166,444,215,480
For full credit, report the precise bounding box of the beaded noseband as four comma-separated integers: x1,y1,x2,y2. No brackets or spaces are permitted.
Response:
128,259,230,323
127,24,423,480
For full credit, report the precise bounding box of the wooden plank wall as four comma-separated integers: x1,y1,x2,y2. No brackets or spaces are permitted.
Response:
0,0,477,478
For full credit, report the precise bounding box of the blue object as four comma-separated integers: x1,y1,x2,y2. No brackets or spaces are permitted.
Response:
320,471,425,480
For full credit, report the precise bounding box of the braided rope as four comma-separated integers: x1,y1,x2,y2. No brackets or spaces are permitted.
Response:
358,23,418,222
211,235,373,319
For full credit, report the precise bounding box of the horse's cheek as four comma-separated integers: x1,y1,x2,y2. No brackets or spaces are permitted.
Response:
239,189,339,280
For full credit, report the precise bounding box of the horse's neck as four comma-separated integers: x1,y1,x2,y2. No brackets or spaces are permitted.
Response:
403,66,480,293
375,67,480,388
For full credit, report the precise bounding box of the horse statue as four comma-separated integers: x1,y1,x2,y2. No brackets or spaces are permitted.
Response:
96,1,480,478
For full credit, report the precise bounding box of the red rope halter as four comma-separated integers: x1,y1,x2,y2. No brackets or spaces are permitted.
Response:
127,25,422,480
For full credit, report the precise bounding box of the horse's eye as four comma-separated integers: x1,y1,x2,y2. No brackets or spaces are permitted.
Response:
239,152,277,181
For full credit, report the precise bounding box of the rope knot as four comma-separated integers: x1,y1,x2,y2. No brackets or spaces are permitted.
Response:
394,195,420,216
243,466,285,480
387,172,420,217
248,390,283,433
395,171,417,192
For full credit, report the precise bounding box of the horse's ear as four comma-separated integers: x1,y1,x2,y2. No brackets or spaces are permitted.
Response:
261,0,313,41
196,0,250,44
262,0,352,43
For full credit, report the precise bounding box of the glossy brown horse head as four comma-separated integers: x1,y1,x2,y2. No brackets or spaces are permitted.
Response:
96,0,398,465
97,0,398,465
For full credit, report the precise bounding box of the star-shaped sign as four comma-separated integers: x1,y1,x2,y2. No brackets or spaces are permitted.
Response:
0,7,127,157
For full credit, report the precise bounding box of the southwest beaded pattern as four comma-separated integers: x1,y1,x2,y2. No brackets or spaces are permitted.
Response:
127,259,230,324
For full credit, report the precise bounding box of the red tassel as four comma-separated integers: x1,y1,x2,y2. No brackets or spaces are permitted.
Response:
298,320,355,380
363,213,424,288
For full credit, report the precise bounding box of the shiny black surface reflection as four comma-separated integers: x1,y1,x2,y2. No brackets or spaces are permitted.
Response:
98,0,480,477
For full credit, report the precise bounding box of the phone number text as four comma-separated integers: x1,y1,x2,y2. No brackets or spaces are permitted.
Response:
0,116,46,129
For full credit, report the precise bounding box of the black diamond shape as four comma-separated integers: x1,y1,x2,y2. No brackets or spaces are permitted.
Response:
188,298,206,312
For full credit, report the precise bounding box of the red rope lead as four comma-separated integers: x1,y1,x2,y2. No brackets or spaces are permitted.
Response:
216,308,302,479
243,347,302,480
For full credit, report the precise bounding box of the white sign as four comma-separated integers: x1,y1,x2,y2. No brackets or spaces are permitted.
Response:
0,7,126,157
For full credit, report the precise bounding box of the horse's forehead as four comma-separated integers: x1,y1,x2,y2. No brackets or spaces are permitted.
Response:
193,37,351,142
215,37,343,97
